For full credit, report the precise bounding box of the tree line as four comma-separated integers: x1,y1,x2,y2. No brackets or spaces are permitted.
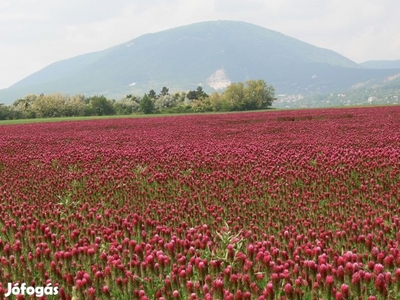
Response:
0,79,276,120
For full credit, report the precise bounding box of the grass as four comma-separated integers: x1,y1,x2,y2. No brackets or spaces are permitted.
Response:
0,114,147,125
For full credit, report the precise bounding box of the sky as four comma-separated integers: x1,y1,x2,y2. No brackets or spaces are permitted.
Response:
1,0,399,89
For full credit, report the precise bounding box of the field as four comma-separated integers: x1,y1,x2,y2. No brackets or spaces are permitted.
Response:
0,106,399,299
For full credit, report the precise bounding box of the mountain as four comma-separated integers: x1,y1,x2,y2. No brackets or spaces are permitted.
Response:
276,70,400,108
1,20,400,104
360,59,400,69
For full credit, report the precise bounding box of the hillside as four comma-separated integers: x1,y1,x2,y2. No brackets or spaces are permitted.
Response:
276,70,400,108
361,59,400,69
1,20,399,104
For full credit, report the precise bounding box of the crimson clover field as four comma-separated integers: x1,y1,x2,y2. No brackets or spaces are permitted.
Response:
0,107,400,299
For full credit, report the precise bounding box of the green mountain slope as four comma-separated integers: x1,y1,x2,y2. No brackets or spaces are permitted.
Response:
1,20,399,104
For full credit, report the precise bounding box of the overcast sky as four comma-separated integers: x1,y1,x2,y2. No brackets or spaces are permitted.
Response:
1,0,399,89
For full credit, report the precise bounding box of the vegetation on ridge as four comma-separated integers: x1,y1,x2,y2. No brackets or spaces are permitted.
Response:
0,80,276,120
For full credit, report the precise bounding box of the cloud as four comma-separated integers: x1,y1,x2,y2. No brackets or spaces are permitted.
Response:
242,0,400,62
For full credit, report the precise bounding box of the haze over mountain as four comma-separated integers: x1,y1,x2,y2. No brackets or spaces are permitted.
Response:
360,59,400,69
0,20,399,104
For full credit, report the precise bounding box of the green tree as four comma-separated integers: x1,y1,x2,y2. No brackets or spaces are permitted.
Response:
154,94,178,111
148,89,157,99
0,104,10,120
209,92,231,111
139,94,154,114
114,96,140,115
65,94,86,116
88,95,116,116
159,87,169,97
191,98,212,112
31,92,68,117
13,94,37,118
222,82,246,110
196,86,208,99
187,90,198,100
187,86,208,100
244,79,275,109
222,80,275,110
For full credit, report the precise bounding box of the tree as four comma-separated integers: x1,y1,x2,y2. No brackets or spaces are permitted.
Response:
187,90,198,100
154,94,178,111
222,80,275,110
139,94,154,114
244,79,276,109
159,87,169,97
88,95,116,116
196,86,208,99
30,92,69,117
222,82,246,110
114,96,140,115
191,98,212,112
187,86,209,100
148,89,157,99
209,92,231,111
65,94,86,116
13,94,37,118
0,104,10,120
